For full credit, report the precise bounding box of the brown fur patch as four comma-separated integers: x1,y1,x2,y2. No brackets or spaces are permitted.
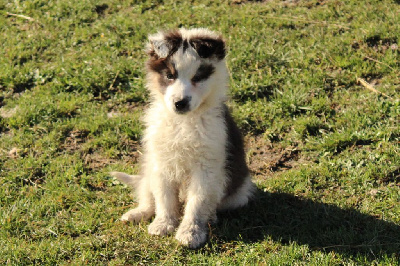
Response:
147,28,178,73
147,58,177,93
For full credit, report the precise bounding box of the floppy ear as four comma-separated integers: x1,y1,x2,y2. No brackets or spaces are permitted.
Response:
147,34,171,59
147,31,182,59
189,37,226,60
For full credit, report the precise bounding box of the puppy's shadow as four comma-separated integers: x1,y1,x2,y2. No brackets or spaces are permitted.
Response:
215,189,400,259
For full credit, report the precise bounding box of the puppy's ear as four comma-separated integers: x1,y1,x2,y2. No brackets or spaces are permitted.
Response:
189,37,226,60
147,31,182,59
147,33,170,59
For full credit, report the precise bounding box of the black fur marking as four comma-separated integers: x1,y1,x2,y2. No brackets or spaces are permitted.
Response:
223,105,250,197
191,64,215,83
164,30,183,57
189,37,226,60
182,39,189,52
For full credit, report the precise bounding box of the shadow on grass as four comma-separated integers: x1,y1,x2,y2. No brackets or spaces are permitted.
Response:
216,189,400,259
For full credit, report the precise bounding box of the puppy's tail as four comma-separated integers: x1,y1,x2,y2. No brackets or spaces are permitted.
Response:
110,171,141,188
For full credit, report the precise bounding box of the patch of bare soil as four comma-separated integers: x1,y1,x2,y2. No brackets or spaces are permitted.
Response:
245,135,302,179
62,129,90,153
60,128,141,171
84,152,118,170
84,138,141,171
0,106,18,118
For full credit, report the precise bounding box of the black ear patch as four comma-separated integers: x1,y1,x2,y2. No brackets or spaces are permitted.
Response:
189,37,225,60
164,30,183,57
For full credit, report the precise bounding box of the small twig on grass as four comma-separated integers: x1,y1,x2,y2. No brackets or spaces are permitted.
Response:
5,11,43,27
6,12,36,22
114,205,136,210
108,70,120,91
356,78,393,100
364,55,395,71
46,228,58,237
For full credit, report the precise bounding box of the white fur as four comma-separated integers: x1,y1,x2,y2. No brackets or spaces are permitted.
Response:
111,28,255,249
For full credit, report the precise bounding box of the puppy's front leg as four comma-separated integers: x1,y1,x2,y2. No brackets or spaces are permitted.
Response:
175,166,224,249
148,176,180,236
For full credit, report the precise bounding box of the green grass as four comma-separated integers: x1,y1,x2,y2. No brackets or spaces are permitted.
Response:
1,0,399,264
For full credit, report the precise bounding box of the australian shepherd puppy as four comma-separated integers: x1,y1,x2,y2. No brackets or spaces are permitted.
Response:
111,28,255,249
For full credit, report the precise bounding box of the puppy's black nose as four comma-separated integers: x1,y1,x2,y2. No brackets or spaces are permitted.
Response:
174,97,191,113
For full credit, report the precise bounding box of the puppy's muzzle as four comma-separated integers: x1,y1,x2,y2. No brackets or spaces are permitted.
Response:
174,96,191,114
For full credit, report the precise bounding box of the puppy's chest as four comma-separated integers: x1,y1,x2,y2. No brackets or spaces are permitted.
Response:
146,113,226,163
153,119,208,155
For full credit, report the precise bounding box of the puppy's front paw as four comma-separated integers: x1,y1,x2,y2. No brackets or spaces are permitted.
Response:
121,207,154,223
175,222,207,249
148,217,178,236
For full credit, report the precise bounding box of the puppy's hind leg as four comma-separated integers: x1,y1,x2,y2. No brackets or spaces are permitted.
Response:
110,172,155,223
217,176,256,211
121,178,155,223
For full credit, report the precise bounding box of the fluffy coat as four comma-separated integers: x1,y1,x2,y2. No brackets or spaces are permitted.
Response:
111,28,255,249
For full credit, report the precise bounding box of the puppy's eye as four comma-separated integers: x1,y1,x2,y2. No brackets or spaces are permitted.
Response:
191,75,201,83
166,73,175,80
191,64,215,83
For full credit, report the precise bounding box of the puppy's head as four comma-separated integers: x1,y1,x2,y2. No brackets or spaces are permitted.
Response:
146,28,228,114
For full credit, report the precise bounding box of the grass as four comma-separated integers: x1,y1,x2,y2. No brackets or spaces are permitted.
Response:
1,0,399,264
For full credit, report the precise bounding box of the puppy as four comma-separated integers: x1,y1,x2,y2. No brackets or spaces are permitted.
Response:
111,28,255,249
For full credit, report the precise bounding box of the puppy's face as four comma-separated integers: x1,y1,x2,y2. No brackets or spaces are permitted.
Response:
146,29,226,114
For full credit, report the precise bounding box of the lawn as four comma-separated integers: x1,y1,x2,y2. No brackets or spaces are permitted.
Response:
1,0,399,264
